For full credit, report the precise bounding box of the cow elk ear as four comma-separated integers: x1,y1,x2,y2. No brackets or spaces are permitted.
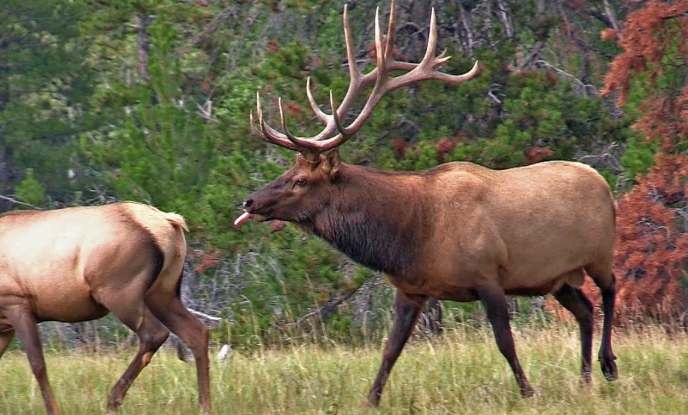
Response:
321,150,341,177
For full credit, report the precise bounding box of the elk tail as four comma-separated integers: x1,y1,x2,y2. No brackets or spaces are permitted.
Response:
164,212,189,232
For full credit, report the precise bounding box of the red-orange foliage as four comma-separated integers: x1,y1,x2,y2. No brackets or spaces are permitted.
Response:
284,102,303,117
524,146,553,164
554,1,688,328
269,220,287,233
391,138,407,159
266,39,280,54
543,71,559,87
598,155,688,326
188,248,223,274
600,28,617,41
436,137,457,163
366,37,405,61
601,1,688,151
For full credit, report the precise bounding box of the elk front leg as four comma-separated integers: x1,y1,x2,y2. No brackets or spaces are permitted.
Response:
477,287,534,397
367,290,427,407
6,306,60,415
598,274,618,381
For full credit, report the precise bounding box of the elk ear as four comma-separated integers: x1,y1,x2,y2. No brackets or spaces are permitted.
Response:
321,150,341,177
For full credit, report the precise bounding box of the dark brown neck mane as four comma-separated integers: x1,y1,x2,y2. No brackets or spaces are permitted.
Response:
300,163,427,277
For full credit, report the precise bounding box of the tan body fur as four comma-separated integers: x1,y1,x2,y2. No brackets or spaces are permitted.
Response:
380,160,615,299
242,0,617,405
0,202,210,415
243,152,619,404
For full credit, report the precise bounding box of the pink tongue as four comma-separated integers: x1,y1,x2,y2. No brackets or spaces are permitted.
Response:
234,211,251,227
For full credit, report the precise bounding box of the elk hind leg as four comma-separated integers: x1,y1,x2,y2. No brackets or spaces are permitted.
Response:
553,283,593,382
367,290,427,407
101,300,170,411
6,306,60,415
585,264,618,381
477,286,534,397
146,282,211,412
0,329,15,359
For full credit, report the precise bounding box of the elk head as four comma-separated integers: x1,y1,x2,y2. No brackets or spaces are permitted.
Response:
234,0,479,227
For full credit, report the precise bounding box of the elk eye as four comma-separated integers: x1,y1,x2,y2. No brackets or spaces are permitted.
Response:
295,178,307,187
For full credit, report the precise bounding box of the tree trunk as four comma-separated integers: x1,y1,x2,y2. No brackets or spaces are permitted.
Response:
135,14,153,84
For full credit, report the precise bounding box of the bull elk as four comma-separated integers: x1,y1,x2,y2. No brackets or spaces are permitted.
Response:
235,0,618,405
0,202,210,414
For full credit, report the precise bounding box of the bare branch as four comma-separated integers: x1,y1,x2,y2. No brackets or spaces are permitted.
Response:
496,0,514,39
458,2,475,57
135,14,154,83
534,59,598,96
196,100,217,123
602,0,622,40
0,195,43,210
518,41,545,70
188,308,222,325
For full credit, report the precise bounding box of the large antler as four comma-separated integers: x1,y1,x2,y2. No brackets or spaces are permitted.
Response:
251,0,479,161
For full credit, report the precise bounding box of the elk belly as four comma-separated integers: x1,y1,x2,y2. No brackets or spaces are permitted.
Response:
234,211,251,226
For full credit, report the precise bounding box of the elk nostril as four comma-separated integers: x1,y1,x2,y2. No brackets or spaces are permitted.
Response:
243,199,253,209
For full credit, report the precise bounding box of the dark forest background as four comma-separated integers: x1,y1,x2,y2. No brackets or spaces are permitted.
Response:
2,0,688,351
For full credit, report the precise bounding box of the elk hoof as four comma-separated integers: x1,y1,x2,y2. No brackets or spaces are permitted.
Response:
581,369,592,384
601,361,618,382
106,397,123,412
364,392,381,408
520,384,535,398
600,354,618,381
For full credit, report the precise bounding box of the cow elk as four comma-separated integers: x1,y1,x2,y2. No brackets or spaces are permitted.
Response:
0,202,211,415
235,0,618,405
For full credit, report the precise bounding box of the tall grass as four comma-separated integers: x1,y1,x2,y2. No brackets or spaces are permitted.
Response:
2,324,688,414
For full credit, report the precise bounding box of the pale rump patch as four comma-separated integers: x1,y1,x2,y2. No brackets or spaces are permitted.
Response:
234,211,250,227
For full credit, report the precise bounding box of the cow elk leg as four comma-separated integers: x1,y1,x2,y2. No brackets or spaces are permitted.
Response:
6,306,60,415
105,305,170,411
146,286,211,412
367,291,427,407
553,284,594,382
597,274,618,381
477,287,535,397
0,329,15,358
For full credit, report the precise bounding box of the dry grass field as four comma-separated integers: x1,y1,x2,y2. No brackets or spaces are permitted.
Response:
2,324,688,414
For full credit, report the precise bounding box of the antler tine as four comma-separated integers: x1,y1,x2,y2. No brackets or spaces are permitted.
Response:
304,1,397,150
251,92,299,151
249,92,270,142
305,77,329,123
386,8,480,90
249,0,479,160
343,4,361,86
294,3,394,152
278,96,321,149
330,91,349,139
374,7,387,76
421,8,439,68
384,1,396,62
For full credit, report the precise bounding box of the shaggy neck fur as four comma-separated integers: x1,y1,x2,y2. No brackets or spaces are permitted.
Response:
299,164,427,277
